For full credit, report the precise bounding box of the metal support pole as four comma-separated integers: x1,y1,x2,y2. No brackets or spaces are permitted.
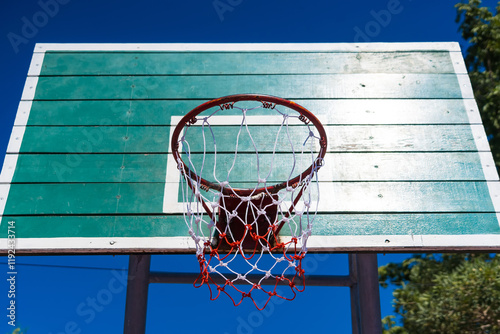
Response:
124,254,151,334
349,254,361,334
354,253,382,334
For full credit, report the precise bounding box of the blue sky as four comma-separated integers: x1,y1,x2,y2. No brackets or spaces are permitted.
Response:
1,0,498,333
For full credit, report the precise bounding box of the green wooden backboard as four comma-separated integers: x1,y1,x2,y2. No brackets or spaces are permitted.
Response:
1,42,499,254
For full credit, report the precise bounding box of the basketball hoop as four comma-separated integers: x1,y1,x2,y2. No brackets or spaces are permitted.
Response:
171,94,327,309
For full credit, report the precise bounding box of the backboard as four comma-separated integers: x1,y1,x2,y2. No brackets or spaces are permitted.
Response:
1,42,499,254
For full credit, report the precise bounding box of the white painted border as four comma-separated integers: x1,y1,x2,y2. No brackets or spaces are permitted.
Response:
20,77,39,101
470,124,493,151
463,99,483,124
13,101,33,127
479,152,500,181
34,42,461,53
0,51,40,217
6,127,26,153
1,234,498,253
456,74,475,99
449,51,468,74
0,185,10,217
0,155,18,184
456,54,500,227
27,52,45,76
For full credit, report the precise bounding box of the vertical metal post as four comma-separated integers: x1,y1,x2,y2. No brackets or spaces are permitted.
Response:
349,254,361,334
124,254,151,334
356,253,382,334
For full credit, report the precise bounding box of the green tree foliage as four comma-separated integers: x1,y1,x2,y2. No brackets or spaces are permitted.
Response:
379,254,500,333
456,0,500,169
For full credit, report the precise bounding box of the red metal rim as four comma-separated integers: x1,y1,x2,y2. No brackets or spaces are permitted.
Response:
171,94,328,196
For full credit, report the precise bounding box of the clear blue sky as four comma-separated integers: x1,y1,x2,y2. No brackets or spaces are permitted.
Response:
0,0,498,333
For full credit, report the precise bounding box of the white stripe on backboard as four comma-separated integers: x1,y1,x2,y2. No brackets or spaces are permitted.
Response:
0,155,18,184
13,101,33,126
0,236,196,252
479,152,499,181
0,51,40,218
0,185,10,217
27,52,45,76
305,234,500,250
0,234,498,253
164,114,305,213
487,182,500,228
6,127,26,153
456,74,475,99
20,77,38,101
449,51,468,74
463,99,482,124
34,42,461,53
470,124,492,151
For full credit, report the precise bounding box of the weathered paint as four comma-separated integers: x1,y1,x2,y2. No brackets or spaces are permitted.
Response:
0,42,498,254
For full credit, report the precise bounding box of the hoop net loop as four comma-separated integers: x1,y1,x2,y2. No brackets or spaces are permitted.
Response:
171,94,327,310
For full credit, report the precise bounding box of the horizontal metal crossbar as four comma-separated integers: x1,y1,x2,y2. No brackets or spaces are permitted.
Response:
149,271,354,287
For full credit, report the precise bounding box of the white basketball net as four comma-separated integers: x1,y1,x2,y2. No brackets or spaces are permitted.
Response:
174,98,324,310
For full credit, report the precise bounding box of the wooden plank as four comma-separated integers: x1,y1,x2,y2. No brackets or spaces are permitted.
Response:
10,153,167,183
31,74,463,100
2,181,497,215
39,52,455,75
0,213,498,239
3,183,165,215
25,99,473,126
17,126,170,153
15,125,479,153
7,152,492,184
0,215,188,238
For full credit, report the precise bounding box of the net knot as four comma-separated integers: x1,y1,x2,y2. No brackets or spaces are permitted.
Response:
236,274,245,280
219,181,229,188
257,209,266,216
264,271,271,279
210,202,218,209
241,196,251,202
258,178,266,184
272,199,281,206
286,186,294,192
